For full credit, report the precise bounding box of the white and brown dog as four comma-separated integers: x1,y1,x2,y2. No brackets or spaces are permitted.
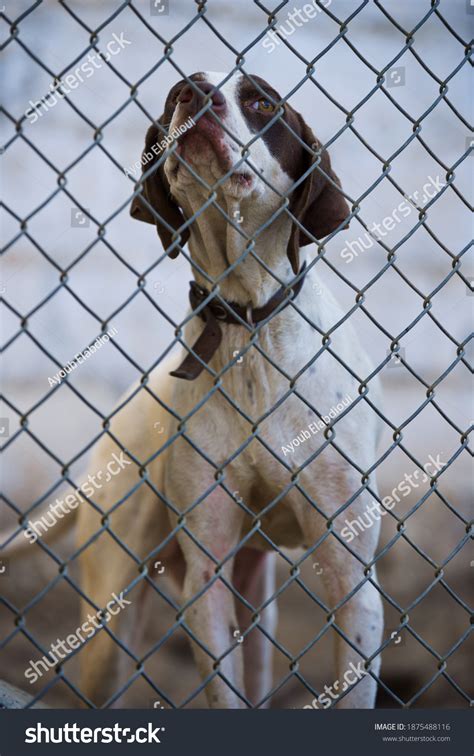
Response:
13,71,386,708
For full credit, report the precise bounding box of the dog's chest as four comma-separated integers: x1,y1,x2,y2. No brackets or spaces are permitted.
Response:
173,282,376,476
180,311,339,463
218,315,306,414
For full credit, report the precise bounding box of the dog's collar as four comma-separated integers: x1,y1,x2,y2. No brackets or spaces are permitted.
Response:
170,263,307,381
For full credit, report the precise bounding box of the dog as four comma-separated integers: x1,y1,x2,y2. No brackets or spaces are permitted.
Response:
6,71,385,709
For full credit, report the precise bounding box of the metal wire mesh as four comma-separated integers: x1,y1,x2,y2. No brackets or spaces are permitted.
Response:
1,0,472,710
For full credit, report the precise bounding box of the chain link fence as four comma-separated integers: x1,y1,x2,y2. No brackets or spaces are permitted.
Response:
1,0,472,709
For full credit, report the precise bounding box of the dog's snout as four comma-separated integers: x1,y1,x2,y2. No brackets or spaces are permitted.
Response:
178,81,226,117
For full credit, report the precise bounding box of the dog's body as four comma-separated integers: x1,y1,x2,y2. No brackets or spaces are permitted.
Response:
16,71,386,708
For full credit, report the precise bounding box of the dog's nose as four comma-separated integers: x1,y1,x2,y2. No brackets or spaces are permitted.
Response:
178,81,226,117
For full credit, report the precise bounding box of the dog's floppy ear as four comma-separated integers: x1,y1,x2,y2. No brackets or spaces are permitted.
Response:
130,117,189,258
287,119,350,274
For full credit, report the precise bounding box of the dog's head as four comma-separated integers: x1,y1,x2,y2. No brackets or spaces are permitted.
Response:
130,71,349,273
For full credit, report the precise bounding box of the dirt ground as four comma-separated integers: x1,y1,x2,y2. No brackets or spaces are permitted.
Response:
0,470,471,709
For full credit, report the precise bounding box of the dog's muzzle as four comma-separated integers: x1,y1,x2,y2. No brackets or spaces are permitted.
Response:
170,264,307,381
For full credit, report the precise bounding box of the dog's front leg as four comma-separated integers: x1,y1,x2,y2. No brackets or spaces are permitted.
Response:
294,485,383,709
321,550,383,709
176,487,246,709
234,549,277,708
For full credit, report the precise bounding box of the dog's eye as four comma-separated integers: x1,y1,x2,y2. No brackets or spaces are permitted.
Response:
249,97,275,113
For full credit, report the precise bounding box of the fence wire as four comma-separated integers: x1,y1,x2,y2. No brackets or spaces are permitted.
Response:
1,0,473,710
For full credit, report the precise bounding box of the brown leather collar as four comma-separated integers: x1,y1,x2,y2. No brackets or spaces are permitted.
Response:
170,263,307,380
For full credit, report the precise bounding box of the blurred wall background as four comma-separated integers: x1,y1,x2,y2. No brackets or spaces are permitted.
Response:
1,0,472,708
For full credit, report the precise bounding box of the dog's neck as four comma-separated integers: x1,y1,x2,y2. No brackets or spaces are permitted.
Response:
177,186,299,308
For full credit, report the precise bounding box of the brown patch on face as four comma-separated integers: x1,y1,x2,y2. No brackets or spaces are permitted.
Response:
237,74,306,180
